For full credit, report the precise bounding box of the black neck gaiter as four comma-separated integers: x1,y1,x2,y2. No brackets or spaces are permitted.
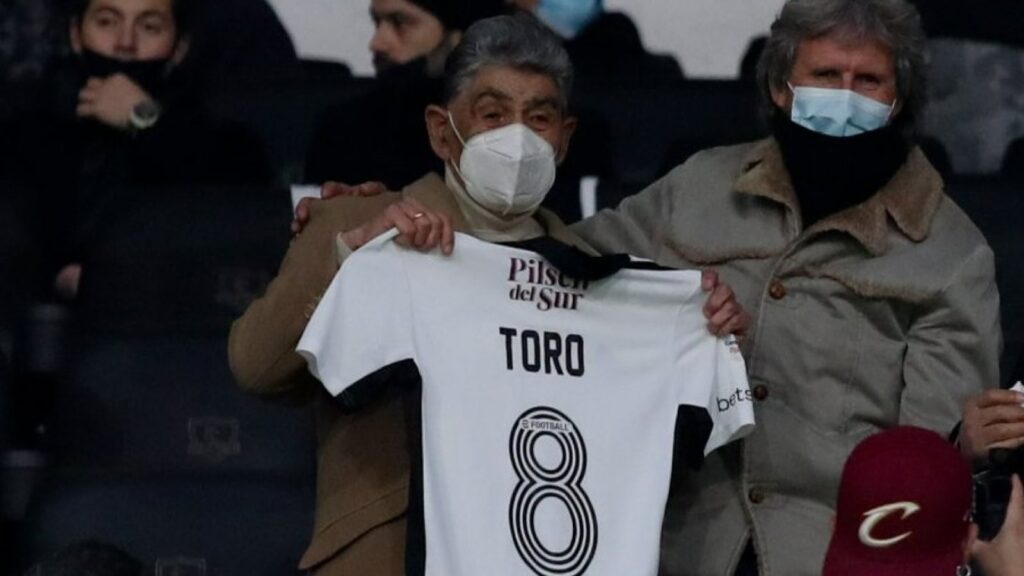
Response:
772,114,910,227
79,49,172,96
374,56,430,84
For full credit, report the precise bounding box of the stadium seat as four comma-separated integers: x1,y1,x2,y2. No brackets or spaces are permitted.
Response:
55,182,315,472
20,183,317,573
22,471,313,576
48,335,315,474
76,184,292,336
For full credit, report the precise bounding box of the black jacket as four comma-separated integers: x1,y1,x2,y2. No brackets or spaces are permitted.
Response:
14,61,273,287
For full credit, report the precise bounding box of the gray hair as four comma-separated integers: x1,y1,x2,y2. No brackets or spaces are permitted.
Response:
444,14,573,110
757,0,928,136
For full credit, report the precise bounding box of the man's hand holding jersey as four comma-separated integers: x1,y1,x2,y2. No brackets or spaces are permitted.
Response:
303,183,750,339
341,197,455,256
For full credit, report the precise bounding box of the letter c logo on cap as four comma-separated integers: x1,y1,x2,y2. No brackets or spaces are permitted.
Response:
858,502,921,548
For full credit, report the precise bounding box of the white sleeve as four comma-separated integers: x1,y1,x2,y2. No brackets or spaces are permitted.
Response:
296,239,415,397
702,335,755,455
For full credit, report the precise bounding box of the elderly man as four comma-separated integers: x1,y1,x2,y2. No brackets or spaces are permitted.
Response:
568,0,1001,574
232,14,748,575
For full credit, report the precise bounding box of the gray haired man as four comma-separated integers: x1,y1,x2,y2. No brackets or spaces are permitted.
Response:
571,0,1001,573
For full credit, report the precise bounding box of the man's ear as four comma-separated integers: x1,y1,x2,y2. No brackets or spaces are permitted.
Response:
425,104,456,163
555,116,578,165
69,18,83,55
770,81,791,112
448,30,463,47
171,36,191,66
964,523,979,561
890,98,904,121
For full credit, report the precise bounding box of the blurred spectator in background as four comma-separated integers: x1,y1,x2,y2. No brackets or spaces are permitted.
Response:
904,0,1024,175
0,0,63,122
24,540,144,576
924,38,1024,175
822,427,973,576
508,0,684,85
304,0,505,190
0,0,59,83
12,0,272,301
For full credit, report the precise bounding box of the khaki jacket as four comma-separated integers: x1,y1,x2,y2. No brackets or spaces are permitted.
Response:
228,173,596,574
573,139,1001,576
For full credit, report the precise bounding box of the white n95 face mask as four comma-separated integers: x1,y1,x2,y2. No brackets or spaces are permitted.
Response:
789,83,896,137
448,113,557,216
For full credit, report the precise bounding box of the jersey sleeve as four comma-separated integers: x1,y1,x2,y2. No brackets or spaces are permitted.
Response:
296,236,416,397
703,335,755,455
673,316,755,456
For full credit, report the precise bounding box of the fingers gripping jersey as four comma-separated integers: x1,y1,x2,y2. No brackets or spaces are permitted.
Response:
298,232,755,576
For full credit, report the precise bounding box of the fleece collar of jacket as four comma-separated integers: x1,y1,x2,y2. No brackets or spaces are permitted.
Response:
734,138,944,256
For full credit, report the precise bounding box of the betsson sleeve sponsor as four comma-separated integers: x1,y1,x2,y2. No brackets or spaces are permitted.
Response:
297,234,416,397
704,335,755,455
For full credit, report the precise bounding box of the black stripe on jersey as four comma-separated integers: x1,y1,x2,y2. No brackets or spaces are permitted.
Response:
674,406,714,472
334,359,419,412
503,236,677,283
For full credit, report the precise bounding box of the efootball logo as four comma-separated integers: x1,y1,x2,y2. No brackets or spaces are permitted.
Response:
509,407,598,576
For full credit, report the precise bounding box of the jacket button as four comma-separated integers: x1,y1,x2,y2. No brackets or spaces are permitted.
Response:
748,487,766,504
768,279,786,300
753,385,769,401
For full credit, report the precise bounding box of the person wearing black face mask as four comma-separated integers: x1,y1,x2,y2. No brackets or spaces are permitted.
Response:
303,0,505,192
13,0,271,300
562,0,1001,574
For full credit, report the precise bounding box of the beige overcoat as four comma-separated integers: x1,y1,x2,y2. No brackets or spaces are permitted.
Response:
229,173,595,575
572,138,1001,576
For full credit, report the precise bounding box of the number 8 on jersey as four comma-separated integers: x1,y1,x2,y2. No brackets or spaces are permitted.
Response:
509,407,598,576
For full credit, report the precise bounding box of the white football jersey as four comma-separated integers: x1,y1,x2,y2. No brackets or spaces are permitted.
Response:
298,232,754,576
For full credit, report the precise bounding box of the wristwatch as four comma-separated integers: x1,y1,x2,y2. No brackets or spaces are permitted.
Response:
128,100,162,131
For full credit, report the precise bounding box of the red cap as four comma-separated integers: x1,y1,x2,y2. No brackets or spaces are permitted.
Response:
823,426,972,576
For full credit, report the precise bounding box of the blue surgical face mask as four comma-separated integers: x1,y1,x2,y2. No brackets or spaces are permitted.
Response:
535,0,603,39
788,83,896,137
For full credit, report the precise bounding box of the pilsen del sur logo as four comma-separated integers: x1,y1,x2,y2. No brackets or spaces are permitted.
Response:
507,256,589,312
